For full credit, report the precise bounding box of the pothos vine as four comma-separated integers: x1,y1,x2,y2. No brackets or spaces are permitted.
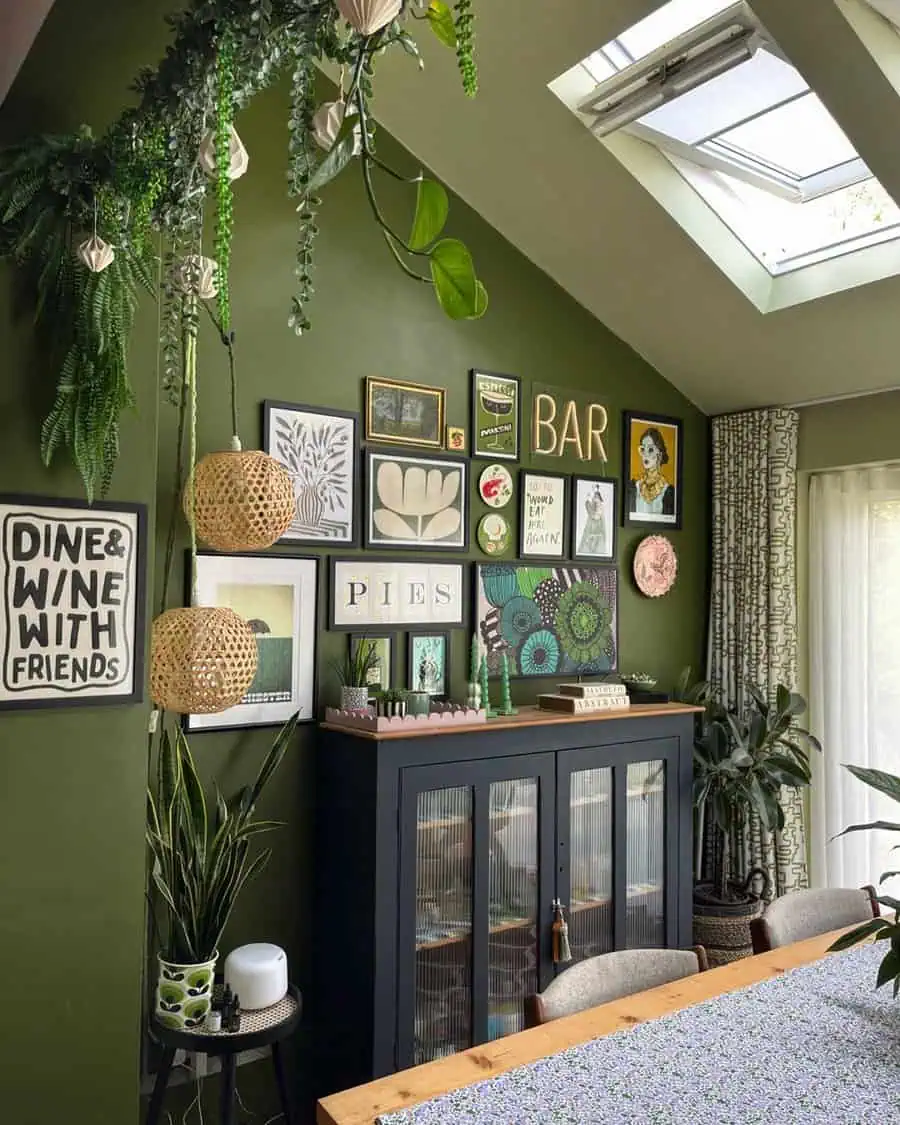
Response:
0,0,483,499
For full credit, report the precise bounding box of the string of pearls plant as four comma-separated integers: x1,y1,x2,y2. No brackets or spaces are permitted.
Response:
0,0,484,499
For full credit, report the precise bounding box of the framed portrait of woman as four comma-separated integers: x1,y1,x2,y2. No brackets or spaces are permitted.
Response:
622,411,683,530
571,475,617,561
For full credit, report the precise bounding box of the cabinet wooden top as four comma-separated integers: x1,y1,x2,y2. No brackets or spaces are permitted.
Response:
320,702,702,741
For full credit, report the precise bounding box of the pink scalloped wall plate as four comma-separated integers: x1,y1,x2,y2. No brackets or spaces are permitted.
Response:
633,535,678,598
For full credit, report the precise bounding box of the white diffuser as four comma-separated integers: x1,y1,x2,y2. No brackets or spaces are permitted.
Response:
223,943,288,1011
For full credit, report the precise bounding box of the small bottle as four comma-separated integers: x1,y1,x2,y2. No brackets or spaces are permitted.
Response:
221,983,233,1013
230,993,241,1033
205,1009,222,1033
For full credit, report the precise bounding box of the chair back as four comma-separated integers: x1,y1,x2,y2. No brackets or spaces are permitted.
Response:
525,946,708,1027
750,885,879,954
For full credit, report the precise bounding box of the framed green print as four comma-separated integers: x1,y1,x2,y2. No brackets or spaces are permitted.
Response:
471,370,521,461
407,631,449,697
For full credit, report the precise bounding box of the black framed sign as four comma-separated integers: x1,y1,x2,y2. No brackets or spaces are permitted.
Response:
330,556,466,630
622,411,684,531
519,470,569,560
0,495,147,709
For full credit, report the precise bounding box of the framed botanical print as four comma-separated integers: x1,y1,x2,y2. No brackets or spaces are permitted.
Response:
263,400,358,545
471,370,521,461
571,475,617,562
186,552,318,731
622,411,683,530
407,631,449,697
350,633,396,692
519,470,568,560
365,376,445,448
365,449,468,551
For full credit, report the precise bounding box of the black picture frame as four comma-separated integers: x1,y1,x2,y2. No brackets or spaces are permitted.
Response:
0,494,148,711
518,469,570,561
470,369,522,462
570,475,618,562
329,555,467,631
364,448,469,552
262,399,360,547
364,376,446,449
184,550,319,732
622,410,684,531
350,632,398,694
406,629,451,697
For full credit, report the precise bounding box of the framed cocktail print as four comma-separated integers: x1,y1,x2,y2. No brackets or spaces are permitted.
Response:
263,400,358,545
622,411,683,530
365,377,445,448
471,370,520,461
407,631,449,697
519,470,568,560
186,552,318,731
365,449,468,551
571,475,617,562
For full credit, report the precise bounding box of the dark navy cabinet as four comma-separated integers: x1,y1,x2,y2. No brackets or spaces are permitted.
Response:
313,705,696,1097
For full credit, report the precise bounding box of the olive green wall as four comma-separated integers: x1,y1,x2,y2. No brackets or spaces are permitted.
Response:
798,390,900,472
0,3,709,1122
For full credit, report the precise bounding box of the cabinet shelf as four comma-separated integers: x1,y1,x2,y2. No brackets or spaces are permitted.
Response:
416,916,535,952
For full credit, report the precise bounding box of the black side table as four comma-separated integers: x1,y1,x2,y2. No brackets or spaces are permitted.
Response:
147,985,302,1125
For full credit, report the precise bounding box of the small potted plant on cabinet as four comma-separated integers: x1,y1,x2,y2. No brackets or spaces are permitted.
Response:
147,714,296,1029
683,675,821,965
334,640,378,712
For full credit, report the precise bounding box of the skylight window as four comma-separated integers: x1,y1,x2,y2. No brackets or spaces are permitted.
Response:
550,0,900,279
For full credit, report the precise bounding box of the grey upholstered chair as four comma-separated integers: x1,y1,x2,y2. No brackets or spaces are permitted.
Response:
525,946,709,1027
750,885,879,954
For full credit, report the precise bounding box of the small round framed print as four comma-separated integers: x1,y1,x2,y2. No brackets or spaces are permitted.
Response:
478,463,513,509
477,513,511,556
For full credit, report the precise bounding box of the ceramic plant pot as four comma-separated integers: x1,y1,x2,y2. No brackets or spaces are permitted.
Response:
340,685,370,712
406,692,431,717
156,952,218,1030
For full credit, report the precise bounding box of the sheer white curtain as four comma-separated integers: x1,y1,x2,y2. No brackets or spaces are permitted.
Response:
809,465,900,893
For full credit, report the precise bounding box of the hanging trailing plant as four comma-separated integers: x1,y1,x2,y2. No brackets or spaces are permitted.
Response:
0,0,484,498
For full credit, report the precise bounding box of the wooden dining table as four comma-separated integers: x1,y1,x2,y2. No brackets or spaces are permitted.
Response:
317,927,866,1125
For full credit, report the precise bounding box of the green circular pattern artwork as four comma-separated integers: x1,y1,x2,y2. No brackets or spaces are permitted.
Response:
554,582,612,665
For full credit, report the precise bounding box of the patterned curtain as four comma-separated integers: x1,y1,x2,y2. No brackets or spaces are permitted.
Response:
707,408,805,899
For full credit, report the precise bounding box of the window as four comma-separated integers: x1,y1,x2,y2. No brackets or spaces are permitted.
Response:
551,0,900,276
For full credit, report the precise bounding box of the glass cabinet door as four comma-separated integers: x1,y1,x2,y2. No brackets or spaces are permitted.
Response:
626,759,666,947
399,755,554,1069
567,767,613,962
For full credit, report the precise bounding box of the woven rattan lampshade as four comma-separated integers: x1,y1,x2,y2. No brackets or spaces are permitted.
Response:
184,450,295,552
150,606,258,714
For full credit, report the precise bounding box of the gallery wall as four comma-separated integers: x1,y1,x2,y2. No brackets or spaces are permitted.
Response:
0,1,709,1121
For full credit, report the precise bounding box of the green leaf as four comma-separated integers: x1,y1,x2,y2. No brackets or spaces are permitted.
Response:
305,117,358,196
430,238,479,319
875,947,900,989
427,1,457,48
744,682,769,717
845,764,900,806
833,820,900,838
408,179,449,251
828,916,889,951
876,895,900,913
879,870,900,885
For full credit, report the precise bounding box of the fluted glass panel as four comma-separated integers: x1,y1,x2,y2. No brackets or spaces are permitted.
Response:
487,778,538,1039
568,767,613,962
414,786,473,1064
626,760,666,947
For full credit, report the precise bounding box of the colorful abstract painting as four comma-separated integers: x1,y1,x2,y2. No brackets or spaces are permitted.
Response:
475,563,618,678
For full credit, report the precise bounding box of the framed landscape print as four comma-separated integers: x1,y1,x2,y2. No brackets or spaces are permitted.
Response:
622,411,683,530
571,475,617,562
471,370,520,460
365,449,468,551
263,400,358,545
186,552,318,731
475,563,618,678
407,631,449,697
330,557,465,630
519,470,568,560
0,495,147,709
350,633,396,692
365,376,445,448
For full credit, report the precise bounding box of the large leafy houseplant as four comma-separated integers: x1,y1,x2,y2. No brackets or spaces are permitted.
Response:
690,680,821,904
829,765,900,996
147,713,297,963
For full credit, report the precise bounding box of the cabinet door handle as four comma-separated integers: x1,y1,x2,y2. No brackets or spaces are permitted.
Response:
551,899,572,963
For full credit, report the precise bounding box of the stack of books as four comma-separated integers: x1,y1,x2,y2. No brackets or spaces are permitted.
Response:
537,681,631,714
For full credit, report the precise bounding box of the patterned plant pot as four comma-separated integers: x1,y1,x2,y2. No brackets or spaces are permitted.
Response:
295,484,325,530
693,875,767,967
340,686,370,712
156,952,218,1030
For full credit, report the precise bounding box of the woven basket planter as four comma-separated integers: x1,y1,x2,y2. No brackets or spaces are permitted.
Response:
150,606,258,714
692,872,769,967
184,450,295,552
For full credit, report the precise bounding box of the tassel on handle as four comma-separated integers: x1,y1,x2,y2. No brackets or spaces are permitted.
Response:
552,898,572,964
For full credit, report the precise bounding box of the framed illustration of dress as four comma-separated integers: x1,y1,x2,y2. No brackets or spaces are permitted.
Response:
571,476,617,562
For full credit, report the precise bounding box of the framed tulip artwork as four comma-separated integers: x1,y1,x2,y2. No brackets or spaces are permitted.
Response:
364,449,468,551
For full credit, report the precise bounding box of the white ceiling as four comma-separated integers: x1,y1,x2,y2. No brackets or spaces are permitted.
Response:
364,0,900,412
0,0,55,107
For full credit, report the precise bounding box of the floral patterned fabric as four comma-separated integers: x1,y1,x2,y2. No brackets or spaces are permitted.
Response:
379,943,888,1124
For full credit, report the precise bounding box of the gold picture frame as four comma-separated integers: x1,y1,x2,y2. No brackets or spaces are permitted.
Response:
365,376,446,448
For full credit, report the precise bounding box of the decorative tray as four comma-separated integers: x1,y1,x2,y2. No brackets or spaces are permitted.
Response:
324,703,487,732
